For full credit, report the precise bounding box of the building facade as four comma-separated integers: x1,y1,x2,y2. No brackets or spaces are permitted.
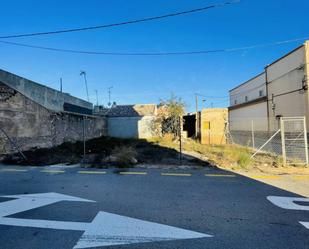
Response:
229,41,309,133
183,108,228,145
106,104,157,139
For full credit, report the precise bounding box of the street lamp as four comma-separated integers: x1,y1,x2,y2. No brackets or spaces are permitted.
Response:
80,71,89,102
108,86,113,107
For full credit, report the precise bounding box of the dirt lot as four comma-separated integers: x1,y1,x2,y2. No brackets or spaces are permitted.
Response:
0,136,208,167
148,137,309,175
1,136,309,176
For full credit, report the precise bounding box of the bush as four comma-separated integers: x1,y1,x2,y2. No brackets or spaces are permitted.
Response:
237,152,252,168
111,146,138,168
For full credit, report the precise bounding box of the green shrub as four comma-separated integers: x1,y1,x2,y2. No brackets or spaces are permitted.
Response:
237,152,252,168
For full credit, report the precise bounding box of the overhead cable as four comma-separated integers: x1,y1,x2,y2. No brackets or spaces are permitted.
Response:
0,1,239,39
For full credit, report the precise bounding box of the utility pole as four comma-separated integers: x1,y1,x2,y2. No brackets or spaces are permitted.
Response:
82,116,86,165
80,71,89,102
94,90,99,106
108,86,113,107
195,94,199,139
179,116,182,165
60,78,63,92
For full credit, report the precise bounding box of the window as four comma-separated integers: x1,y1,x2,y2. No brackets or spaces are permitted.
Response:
234,99,237,105
259,90,263,97
245,96,248,102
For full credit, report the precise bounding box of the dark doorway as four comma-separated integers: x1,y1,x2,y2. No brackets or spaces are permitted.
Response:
183,114,196,138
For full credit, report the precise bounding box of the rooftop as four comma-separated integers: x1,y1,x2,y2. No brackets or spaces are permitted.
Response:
107,104,157,117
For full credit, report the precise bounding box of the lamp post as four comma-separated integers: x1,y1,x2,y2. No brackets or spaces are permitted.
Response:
108,86,113,107
80,71,89,102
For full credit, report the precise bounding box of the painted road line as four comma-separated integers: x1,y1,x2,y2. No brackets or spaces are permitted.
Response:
292,175,309,180
40,170,65,174
161,173,191,177
1,168,28,172
119,172,147,175
205,174,235,177
251,175,280,180
267,196,309,211
78,171,106,174
0,192,211,248
300,221,309,229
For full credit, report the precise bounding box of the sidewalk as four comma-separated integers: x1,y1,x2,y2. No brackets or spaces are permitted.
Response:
232,170,309,197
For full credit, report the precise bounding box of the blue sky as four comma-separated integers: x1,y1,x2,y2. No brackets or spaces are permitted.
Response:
0,0,308,112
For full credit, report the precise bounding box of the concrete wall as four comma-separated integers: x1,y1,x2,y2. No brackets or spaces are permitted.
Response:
0,83,106,153
229,101,268,131
230,73,266,106
0,69,92,112
266,45,307,130
200,108,227,145
107,116,156,139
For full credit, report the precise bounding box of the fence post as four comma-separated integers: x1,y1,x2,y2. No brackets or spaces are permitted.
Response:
82,116,86,165
179,116,182,165
251,120,255,149
280,118,287,166
303,117,309,165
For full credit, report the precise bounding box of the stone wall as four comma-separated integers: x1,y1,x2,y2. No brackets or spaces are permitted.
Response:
0,83,106,153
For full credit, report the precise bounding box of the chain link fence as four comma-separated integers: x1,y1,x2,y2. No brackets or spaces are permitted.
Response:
280,117,308,165
229,116,308,165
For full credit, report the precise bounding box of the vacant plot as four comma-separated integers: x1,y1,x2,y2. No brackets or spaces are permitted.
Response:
1,136,308,175
0,136,207,167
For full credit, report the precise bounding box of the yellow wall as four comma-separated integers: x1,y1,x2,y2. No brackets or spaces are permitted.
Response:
200,108,228,145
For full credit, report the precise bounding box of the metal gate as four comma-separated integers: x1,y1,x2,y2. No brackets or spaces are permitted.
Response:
280,117,308,165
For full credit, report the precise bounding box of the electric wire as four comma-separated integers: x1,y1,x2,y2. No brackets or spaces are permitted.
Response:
0,1,239,39
0,36,307,56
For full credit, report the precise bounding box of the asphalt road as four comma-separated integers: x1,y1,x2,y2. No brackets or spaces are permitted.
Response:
0,165,308,249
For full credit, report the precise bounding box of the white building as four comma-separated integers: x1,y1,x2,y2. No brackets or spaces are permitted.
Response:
106,104,157,139
229,40,309,133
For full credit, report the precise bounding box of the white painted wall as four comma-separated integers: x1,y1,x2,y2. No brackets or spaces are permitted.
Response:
229,43,309,132
229,101,268,131
108,116,156,139
266,46,307,130
229,73,266,106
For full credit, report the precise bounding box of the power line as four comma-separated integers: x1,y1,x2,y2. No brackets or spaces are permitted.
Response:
0,1,239,39
0,40,225,55
194,93,228,99
230,62,308,98
0,36,307,56
1,36,307,56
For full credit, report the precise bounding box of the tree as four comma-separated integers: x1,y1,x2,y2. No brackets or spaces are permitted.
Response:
152,94,186,138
